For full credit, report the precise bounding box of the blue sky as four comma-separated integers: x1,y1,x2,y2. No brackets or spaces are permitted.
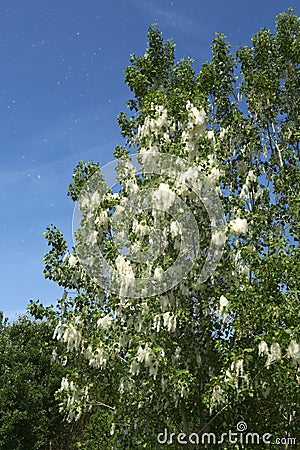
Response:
1,0,299,319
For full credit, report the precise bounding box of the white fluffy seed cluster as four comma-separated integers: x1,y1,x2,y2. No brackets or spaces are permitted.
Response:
259,340,300,367
229,217,248,235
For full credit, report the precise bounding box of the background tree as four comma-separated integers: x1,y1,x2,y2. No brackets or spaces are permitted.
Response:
0,312,93,450
31,9,300,449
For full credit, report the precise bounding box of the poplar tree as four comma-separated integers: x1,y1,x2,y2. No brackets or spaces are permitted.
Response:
31,9,300,449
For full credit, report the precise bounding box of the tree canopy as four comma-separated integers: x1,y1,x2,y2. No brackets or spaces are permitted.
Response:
25,8,300,449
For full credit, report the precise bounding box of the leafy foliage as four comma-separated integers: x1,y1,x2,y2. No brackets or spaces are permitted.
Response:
27,9,300,449
0,314,75,449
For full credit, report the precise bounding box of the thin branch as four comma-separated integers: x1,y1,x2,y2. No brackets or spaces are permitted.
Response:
90,401,115,410
271,121,284,167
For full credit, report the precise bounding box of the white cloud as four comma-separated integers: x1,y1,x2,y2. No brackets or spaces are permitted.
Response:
127,0,211,43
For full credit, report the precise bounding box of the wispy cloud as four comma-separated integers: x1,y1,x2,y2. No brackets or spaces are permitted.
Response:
127,0,211,44
0,140,115,190
1,104,119,190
